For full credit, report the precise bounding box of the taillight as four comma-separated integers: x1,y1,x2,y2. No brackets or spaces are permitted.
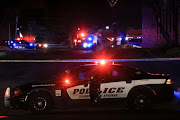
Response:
166,79,173,85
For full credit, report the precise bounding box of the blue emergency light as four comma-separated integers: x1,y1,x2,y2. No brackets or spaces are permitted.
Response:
13,43,16,47
29,43,34,47
88,37,93,41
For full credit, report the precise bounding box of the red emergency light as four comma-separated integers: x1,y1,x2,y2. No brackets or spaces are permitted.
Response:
65,79,70,84
81,33,85,37
77,40,81,43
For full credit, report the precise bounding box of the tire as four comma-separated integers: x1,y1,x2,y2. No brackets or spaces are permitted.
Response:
128,91,152,111
28,92,53,113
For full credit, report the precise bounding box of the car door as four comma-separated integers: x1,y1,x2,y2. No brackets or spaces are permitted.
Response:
66,66,96,100
100,67,135,99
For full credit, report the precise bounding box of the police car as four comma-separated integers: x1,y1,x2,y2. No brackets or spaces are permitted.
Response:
10,40,36,49
4,62,174,113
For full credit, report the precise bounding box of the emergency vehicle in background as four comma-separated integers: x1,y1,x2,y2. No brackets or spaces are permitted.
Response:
4,60,174,113
9,36,48,49
9,36,36,49
73,32,98,50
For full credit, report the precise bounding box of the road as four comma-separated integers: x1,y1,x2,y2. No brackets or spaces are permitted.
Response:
0,103,180,120
0,48,180,119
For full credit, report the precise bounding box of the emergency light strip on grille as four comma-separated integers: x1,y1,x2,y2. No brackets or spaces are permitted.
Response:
0,57,180,63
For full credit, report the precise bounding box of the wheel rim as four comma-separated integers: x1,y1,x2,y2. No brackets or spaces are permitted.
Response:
33,97,47,111
134,95,150,109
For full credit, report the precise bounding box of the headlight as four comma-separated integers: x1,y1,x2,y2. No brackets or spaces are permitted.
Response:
5,87,10,98
43,44,48,48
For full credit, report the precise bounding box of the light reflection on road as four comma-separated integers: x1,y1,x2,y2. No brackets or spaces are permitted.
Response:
0,116,8,118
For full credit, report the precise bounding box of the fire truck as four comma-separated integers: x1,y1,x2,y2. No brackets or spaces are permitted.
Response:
73,32,98,50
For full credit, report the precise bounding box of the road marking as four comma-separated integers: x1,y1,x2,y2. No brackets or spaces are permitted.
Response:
0,58,180,63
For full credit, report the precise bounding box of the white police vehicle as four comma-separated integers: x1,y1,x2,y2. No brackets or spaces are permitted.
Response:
4,62,174,113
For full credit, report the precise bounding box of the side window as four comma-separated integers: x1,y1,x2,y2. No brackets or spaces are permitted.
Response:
127,68,148,80
101,68,129,83
72,66,96,80
111,69,129,82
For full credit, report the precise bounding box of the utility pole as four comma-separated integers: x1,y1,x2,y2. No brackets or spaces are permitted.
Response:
173,0,179,47
46,8,48,43
0,24,2,45
15,11,18,40
9,22,11,45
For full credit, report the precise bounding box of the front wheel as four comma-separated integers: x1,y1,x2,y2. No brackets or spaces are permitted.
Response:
28,93,53,113
128,92,152,111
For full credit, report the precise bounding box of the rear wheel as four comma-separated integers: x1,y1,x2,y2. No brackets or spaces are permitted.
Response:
128,92,152,111
28,93,53,113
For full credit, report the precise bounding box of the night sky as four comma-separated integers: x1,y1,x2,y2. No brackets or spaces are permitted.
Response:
1,0,142,28
0,0,142,43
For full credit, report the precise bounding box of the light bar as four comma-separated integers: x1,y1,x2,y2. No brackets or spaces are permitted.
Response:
0,58,180,63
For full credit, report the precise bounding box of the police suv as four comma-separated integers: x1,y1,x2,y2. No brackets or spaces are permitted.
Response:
4,62,174,113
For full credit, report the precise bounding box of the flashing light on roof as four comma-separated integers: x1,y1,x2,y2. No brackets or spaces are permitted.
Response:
93,40,97,44
10,41,13,44
117,37,122,41
65,79,70,84
74,39,77,43
17,38,21,41
88,37,93,41
87,43,92,48
125,37,128,41
13,43,16,47
81,33,85,37
83,43,88,48
29,43,34,47
19,41,22,44
100,60,106,65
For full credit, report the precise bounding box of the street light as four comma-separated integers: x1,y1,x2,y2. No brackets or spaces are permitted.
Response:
106,26,109,39
106,26,110,30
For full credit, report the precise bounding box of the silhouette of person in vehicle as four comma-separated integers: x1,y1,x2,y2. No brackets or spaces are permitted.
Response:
89,77,101,103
